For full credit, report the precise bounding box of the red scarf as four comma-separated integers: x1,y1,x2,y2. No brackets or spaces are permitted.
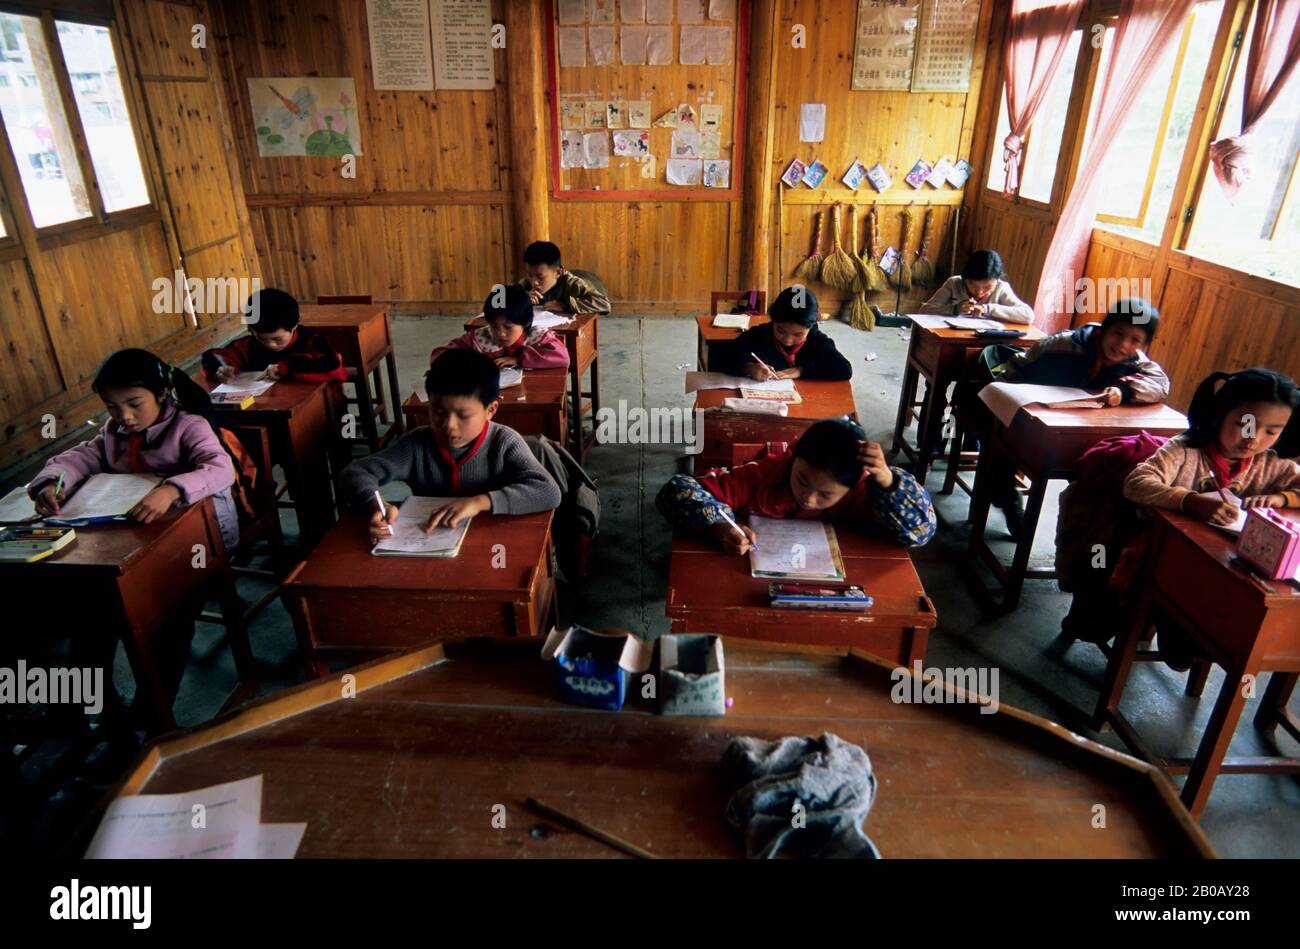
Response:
127,432,148,473
1205,445,1250,490
775,337,807,367
435,422,491,492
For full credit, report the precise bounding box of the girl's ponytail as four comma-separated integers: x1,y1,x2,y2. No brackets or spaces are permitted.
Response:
1184,371,1231,446
1185,368,1298,448
168,364,215,421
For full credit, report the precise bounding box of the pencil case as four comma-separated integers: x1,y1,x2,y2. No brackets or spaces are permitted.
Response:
1236,508,1300,581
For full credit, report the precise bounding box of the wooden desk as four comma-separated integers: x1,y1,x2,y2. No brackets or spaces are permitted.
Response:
967,400,1187,611
694,314,770,372
1094,509,1300,820
465,313,600,460
890,319,1044,483
0,500,257,733
666,529,935,663
299,303,402,450
693,379,857,470
112,640,1213,857
203,376,337,550
281,510,556,677
402,368,569,445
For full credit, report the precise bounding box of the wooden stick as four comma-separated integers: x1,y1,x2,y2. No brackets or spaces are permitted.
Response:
525,797,660,859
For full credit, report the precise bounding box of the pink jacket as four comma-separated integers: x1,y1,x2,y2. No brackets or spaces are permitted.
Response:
430,326,570,370
32,400,236,507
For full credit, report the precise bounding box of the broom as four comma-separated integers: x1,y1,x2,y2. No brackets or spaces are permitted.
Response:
819,203,858,291
861,205,887,291
847,205,870,292
794,209,826,282
912,206,936,288
890,208,914,292
846,205,874,330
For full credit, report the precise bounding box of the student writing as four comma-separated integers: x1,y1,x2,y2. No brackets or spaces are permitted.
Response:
919,249,1033,324
430,285,569,370
711,286,853,382
517,240,611,315
201,287,346,383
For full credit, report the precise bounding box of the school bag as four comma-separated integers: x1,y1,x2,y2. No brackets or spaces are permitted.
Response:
523,435,600,583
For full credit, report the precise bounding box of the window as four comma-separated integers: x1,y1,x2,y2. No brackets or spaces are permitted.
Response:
1186,10,1300,286
986,29,1083,203
0,11,150,230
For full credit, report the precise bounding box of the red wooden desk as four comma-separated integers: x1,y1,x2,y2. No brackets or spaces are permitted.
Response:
967,400,1187,611
0,500,257,733
890,317,1044,483
402,368,568,444
281,510,556,677
299,302,401,450
1094,508,1300,820
465,312,599,460
202,376,337,550
666,529,935,663
692,379,858,470
694,314,770,372
110,641,1213,858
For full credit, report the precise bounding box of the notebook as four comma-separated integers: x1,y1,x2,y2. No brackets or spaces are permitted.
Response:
712,314,751,329
532,311,574,332
212,372,275,397
685,372,796,394
371,496,471,557
1196,490,1247,534
945,317,1006,332
748,516,846,581
414,367,523,403
979,382,1105,426
0,484,38,523
43,473,161,525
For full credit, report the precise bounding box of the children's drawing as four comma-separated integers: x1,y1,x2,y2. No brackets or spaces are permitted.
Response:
249,78,361,156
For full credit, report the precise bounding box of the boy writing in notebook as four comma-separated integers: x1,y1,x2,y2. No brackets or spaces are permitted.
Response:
657,417,936,549
429,285,569,370
340,348,561,542
201,287,346,383
518,241,611,315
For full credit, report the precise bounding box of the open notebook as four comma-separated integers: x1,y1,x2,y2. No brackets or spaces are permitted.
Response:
414,366,523,402
747,516,846,581
45,474,161,525
0,484,39,523
212,372,275,397
979,382,1105,426
1197,490,1248,534
372,496,471,557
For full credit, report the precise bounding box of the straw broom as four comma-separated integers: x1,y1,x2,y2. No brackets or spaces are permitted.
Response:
819,203,858,291
794,209,826,282
846,206,874,330
912,206,936,287
890,208,914,291
846,205,871,292
861,206,887,291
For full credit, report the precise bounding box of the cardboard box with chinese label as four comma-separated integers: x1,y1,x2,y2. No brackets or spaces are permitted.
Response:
540,626,652,711
657,634,726,716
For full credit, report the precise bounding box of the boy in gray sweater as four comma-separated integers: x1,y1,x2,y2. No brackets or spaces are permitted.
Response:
340,348,561,542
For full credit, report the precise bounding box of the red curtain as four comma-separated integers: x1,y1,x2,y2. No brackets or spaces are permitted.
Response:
1032,0,1197,333
1210,0,1300,198
1002,0,1088,195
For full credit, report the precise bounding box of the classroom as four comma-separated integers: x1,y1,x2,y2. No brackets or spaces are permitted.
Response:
0,0,1297,884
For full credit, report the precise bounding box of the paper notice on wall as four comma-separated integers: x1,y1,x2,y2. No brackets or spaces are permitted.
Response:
561,130,584,167
622,0,647,23
640,153,657,179
561,100,586,129
583,131,610,168
671,128,701,159
621,25,649,64
705,26,732,64
680,26,707,65
700,103,723,131
646,25,673,64
366,0,434,90
653,107,679,128
703,159,730,188
699,130,721,158
589,25,615,65
911,0,980,92
429,0,495,90
709,0,736,18
613,129,650,157
589,0,616,24
800,103,826,142
629,100,652,127
647,0,674,24
606,100,628,128
558,0,587,25
586,100,608,127
559,27,586,67
852,0,920,91
678,0,706,23
667,158,702,185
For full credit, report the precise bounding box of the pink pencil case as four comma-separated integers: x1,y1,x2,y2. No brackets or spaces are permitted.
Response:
1236,508,1300,580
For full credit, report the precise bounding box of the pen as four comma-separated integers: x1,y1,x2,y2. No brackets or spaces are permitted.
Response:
750,351,777,381
717,509,757,550
373,490,394,535
54,472,64,499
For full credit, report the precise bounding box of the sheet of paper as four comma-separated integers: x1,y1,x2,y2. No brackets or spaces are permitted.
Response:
800,103,826,142
372,496,471,556
560,100,586,129
907,313,950,330
0,484,37,523
558,27,586,67
666,158,701,185
640,154,657,178
748,516,840,579
700,103,723,131
606,100,628,128
588,25,615,65
613,129,650,157
586,100,608,127
622,0,647,22
703,158,730,187
684,371,795,393
1195,490,1247,533
589,0,616,24
55,473,161,522
647,0,673,23
680,26,708,64
646,25,673,64
629,100,652,127
705,25,733,64
945,317,1005,331
499,366,524,389
699,130,721,159
709,0,736,18
213,372,275,396
711,314,749,329
254,823,308,859
86,775,263,859
558,0,587,24
678,0,706,22
366,0,434,90
671,128,700,159
532,311,575,331
583,131,610,168
561,130,584,168
979,382,1102,427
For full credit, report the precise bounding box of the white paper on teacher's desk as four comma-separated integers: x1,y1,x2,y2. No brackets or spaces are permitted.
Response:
979,382,1103,427
85,775,263,858
684,371,795,394
213,372,275,396
748,516,845,580
372,496,471,556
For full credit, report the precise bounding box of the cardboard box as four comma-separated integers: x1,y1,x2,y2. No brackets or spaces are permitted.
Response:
657,634,725,716
540,626,652,711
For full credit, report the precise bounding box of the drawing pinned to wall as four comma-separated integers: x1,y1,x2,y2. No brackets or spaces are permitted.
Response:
561,130,584,168
561,101,586,129
613,129,651,157
678,0,706,23
621,25,649,64
699,130,721,159
640,154,657,179
607,100,628,128
559,27,586,66
647,0,673,23
629,101,652,128
705,26,733,64
667,158,702,185
646,25,673,64
677,103,698,127
700,103,723,131
653,107,679,128
583,131,610,168
589,25,615,65
709,0,736,18
590,0,616,25
558,0,587,25
249,78,361,156
586,100,609,127
623,0,647,23
703,159,730,188
672,128,701,159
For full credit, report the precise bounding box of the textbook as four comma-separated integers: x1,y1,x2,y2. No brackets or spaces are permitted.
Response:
722,397,788,416
712,313,750,330
0,526,76,562
748,516,846,581
739,386,802,403
0,484,38,523
371,496,471,557
212,372,275,397
44,474,161,525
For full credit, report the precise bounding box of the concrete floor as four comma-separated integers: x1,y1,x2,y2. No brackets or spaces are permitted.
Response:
29,311,1299,857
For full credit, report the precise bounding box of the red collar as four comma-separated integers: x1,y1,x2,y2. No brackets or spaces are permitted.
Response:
435,422,492,492
1205,445,1250,489
775,336,808,367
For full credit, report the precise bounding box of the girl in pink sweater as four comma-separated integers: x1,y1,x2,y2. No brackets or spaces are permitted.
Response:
430,284,569,371
1124,369,1300,524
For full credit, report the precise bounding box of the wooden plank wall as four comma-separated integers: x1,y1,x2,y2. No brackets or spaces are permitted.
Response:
0,0,259,471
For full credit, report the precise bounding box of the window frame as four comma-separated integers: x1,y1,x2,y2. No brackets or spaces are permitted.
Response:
0,4,159,247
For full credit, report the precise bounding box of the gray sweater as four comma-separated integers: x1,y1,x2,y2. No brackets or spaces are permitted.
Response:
919,275,1034,324
339,424,561,515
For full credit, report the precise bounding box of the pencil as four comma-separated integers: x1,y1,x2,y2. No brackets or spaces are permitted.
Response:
373,490,394,535
717,508,757,550
749,351,777,380
524,797,659,859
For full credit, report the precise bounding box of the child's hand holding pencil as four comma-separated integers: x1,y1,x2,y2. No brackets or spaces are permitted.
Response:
710,508,758,555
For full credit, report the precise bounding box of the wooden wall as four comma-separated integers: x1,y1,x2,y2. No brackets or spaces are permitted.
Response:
0,0,259,471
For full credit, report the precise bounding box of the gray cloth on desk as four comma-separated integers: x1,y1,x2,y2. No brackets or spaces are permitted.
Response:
723,733,880,859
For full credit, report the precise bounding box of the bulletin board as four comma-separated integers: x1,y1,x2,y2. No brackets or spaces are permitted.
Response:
545,0,750,200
